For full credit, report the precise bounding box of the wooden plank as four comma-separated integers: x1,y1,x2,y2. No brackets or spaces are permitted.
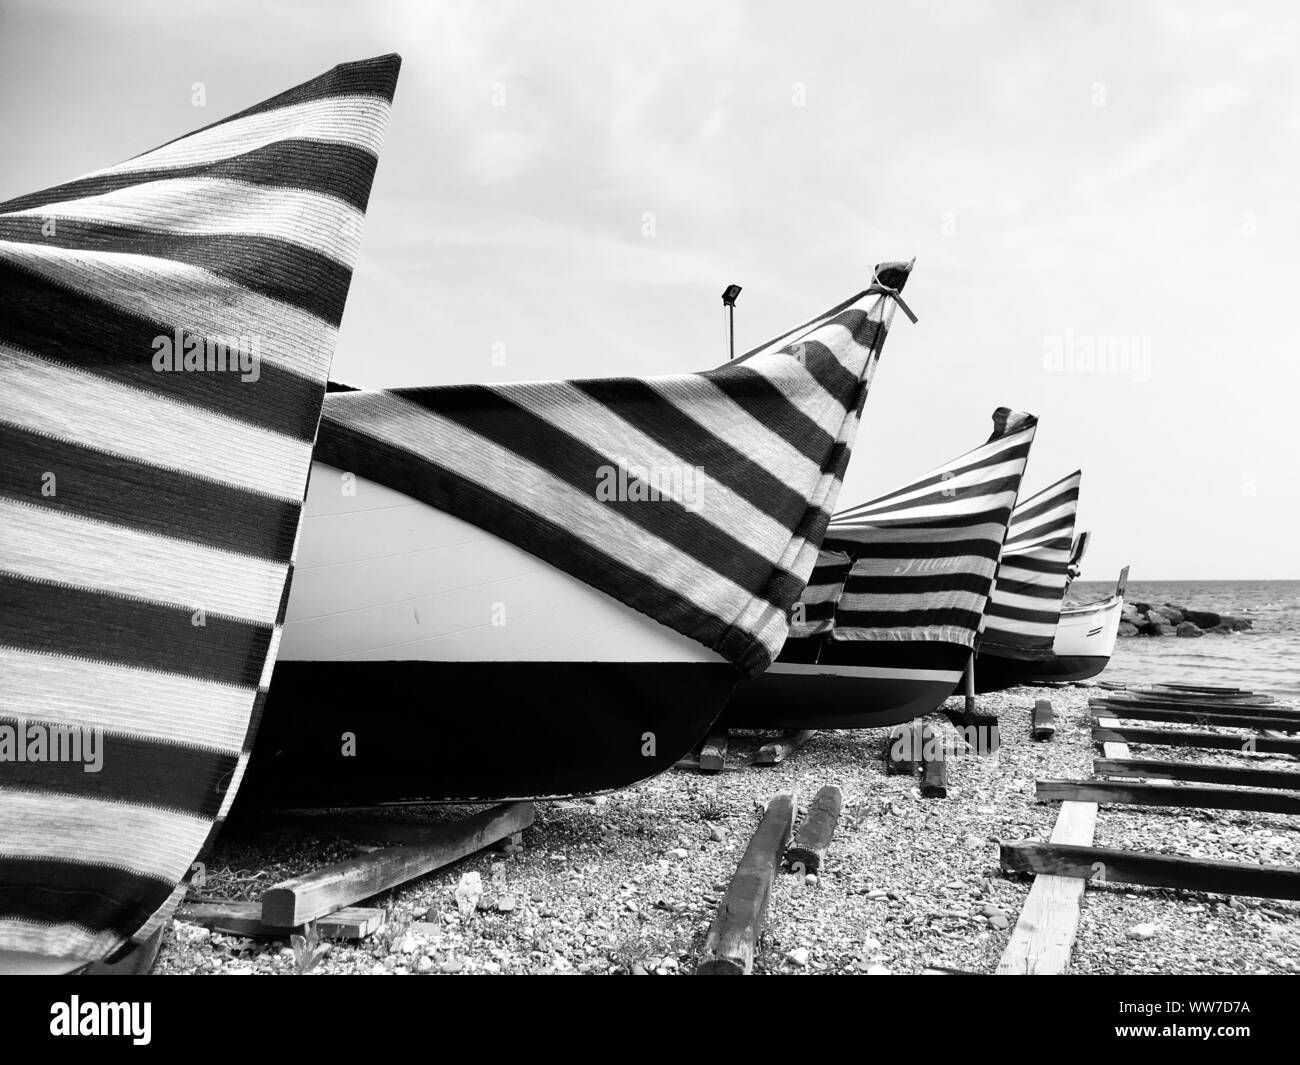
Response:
920,724,948,798
1032,699,1056,740
261,802,534,927
697,793,796,975
1093,726,1300,756
699,727,729,773
785,785,842,875
755,729,816,766
1000,842,1300,901
885,721,920,775
1094,757,1300,791
178,900,382,939
997,719,1128,975
1089,705,1300,732
1037,778,1300,815
1091,697,1298,720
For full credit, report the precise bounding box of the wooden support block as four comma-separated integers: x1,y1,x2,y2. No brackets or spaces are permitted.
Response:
920,725,948,798
261,802,534,928
1036,778,1300,815
697,793,796,975
1031,699,1056,740
755,729,816,766
178,900,382,939
785,785,842,875
1092,726,1300,756
1091,696,1293,716
1000,841,1300,901
1089,705,1300,732
699,727,729,773
1094,758,1300,791
885,721,920,775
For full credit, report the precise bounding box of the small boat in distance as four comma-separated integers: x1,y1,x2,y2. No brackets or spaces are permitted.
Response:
237,267,917,807
723,407,1037,730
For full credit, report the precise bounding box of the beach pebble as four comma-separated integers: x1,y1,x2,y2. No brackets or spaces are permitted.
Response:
416,955,434,973
864,963,892,975
669,848,688,860
709,824,728,842
496,894,517,913
785,948,810,968
805,874,818,887
1126,923,1158,941
988,914,1010,930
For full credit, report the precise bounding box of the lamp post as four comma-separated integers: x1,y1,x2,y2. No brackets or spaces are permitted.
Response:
721,284,742,360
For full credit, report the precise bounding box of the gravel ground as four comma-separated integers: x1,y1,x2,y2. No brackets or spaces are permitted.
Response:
154,683,1300,975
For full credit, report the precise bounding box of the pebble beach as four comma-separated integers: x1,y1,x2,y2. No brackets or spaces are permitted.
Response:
154,683,1300,976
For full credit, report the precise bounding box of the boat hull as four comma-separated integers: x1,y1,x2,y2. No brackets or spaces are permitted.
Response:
238,660,735,807
723,638,969,730
247,464,736,806
975,593,1123,690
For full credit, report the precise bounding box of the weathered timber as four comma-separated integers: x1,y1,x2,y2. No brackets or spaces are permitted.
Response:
1092,726,1300,756
1091,698,1298,721
699,727,729,773
179,900,382,939
885,720,921,775
1000,841,1300,901
697,793,796,974
261,802,534,927
1036,778,1300,815
1094,757,1300,791
920,724,948,798
755,730,816,766
1089,704,1300,731
1032,699,1056,740
785,785,842,875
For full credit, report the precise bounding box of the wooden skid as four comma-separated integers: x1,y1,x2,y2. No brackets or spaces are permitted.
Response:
699,727,729,773
1001,841,1300,901
1094,757,1300,791
1089,705,1300,732
1037,778,1300,815
885,721,920,775
920,724,948,798
1091,696,1293,716
785,785,842,875
179,900,383,939
1032,699,1056,740
260,802,535,928
697,793,796,974
1092,726,1300,756
755,729,816,766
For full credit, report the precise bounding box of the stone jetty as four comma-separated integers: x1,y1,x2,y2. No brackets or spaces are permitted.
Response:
1119,601,1254,638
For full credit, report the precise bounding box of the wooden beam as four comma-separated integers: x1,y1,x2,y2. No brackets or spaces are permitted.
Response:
178,900,382,939
1089,705,1300,732
1037,778,1300,815
698,727,729,773
885,721,920,775
755,729,815,766
1093,726,1300,756
261,802,534,928
1094,757,1300,791
785,785,842,875
997,719,1128,975
697,793,796,975
1000,841,1300,901
1091,696,1295,716
920,724,948,798
1032,699,1056,740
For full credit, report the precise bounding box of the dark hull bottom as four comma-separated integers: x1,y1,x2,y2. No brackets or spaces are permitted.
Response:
975,651,1111,691
723,640,969,730
236,660,738,809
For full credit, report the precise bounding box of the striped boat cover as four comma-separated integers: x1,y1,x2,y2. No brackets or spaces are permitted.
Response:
980,471,1082,653
788,550,853,639
816,408,1037,646
0,55,399,965
314,264,915,675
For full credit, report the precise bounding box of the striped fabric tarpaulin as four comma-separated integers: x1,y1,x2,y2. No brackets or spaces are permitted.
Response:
979,470,1082,653
815,408,1037,646
788,550,853,639
315,262,916,676
0,55,400,966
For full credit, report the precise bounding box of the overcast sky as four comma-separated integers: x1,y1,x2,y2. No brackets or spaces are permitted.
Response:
3,0,1297,579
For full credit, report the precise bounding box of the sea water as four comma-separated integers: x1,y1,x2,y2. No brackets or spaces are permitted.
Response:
1066,579,1300,699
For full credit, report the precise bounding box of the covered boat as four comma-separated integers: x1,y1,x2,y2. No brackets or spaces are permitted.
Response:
237,268,917,806
975,472,1128,689
723,408,1037,729
0,55,401,972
